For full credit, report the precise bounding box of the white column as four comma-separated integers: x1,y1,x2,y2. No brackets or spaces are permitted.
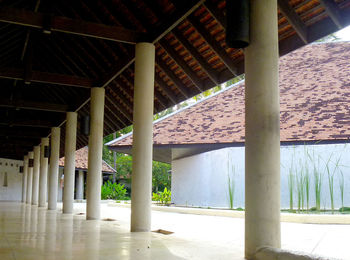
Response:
48,127,60,210
26,152,34,204
244,0,280,258
39,138,49,207
76,170,84,200
22,155,28,202
32,145,40,205
86,87,105,220
63,112,77,214
130,42,155,232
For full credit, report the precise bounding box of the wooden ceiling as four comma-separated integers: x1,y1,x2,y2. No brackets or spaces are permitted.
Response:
0,0,350,160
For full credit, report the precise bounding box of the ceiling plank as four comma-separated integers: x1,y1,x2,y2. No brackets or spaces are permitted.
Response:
155,74,178,105
172,29,220,85
278,0,308,44
0,67,94,88
159,39,204,92
186,15,238,77
155,56,190,99
319,0,344,29
0,7,145,44
0,99,69,112
99,0,204,89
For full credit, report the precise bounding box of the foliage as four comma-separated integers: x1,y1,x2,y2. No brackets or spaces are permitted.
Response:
152,161,171,192
296,158,305,212
152,188,171,205
101,181,128,200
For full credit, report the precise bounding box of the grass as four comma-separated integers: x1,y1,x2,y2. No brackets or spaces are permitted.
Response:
339,170,345,212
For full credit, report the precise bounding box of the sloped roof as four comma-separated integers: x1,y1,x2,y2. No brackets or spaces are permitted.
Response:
59,146,115,173
108,42,350,148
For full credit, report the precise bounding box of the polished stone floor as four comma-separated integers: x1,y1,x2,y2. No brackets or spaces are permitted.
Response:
0,202,349,259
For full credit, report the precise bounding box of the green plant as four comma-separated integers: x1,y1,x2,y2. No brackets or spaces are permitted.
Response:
227,154,235,209
287,169,294,211
303,146,310,211
308,151,322,211
339,170,345,212
152,188,171,205
296,159,305,212
101,181,127,200
325,155,340,213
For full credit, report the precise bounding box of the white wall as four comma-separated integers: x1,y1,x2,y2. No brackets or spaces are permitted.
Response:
0,158,23,201
172,143,350,209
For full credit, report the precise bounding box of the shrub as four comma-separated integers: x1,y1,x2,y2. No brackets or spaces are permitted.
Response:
101,181,128,200
152,188,171,205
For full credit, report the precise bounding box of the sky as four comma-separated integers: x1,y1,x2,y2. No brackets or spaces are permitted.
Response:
334,25,350,41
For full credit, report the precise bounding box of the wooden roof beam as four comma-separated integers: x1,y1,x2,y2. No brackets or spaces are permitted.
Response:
0,67,94,88
186,15,238,77
0,99,69,113
0,7,145,44
99,0,205,89
278,0,308,44
155,56,191,99
172,29,220,85
319,0,344,29
155,74,178,105
159,39,204,92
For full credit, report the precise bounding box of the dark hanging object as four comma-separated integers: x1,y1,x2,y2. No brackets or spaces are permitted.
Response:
28,159,34,168
3,172,8,187
226,0,250,49
44,145,50,158
81,115,90,136
19,166,24,173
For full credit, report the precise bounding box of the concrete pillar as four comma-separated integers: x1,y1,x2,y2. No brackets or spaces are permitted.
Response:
130,42,155,232
76,170,84,200
39,138,49,207
63,112,77,214
32,145,40,205
22,155,28,203
48,127,60,210
86,87,105,220
244,1,280,258
26,152,34,204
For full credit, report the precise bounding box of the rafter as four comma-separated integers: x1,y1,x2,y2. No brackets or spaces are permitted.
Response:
0,67,94,88
155,56,190,99
278,0,308,44
99,0,205,88
159,39,204,92
186,15,237,77
155,74,178,105
0,99,69,113
0,7,145,44
319,0,344,29
172,29,220,85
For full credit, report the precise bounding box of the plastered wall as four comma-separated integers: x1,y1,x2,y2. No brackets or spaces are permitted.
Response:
0,158,23,201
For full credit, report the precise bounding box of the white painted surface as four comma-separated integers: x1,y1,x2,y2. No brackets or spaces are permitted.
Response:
172,143,350,209
0,158,23,201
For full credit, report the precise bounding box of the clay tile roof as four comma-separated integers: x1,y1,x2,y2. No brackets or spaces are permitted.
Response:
59,147,115,173
109,42,350,147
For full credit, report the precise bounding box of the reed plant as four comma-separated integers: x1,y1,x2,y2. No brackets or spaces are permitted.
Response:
227,154,235,209
339,170,344,212
303,146,310,211
287,166,294,211
325,155,340,213
296,162,305,212
308,150,322,211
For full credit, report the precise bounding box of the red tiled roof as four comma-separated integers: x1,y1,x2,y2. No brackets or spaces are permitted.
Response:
110,42,350,147
59,147,115,173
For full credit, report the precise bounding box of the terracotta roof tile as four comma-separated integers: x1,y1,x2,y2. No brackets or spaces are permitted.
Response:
59,147,115,173
110,42,350,147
